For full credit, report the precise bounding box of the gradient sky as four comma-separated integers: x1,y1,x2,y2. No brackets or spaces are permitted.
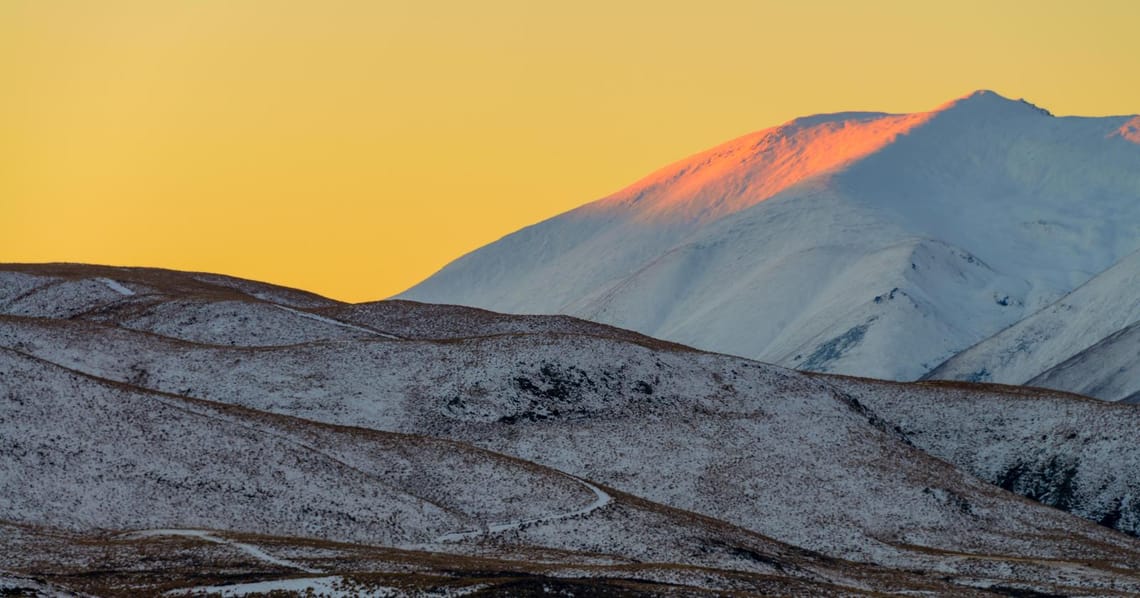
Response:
3,1,1139,301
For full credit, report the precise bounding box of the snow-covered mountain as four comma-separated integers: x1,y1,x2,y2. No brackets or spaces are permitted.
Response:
6,264,1140,595
401,91,1140,383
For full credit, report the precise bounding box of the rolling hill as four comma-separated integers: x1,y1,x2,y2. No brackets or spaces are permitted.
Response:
5,264,1140,595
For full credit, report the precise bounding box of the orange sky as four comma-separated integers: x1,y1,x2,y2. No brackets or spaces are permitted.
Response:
3,0,1139,302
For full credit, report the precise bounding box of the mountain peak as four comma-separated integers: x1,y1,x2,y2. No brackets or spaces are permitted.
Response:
935,89,1053,117
958,88,1005,101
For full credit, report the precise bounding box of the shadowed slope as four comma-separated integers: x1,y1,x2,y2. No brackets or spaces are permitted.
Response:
928,249,1140,400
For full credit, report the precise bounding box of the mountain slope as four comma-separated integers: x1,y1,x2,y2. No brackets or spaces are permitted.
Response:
1029,323,1140,403
832,376,1140,535
0,347,593,546
401,91,1140,380
927,248,1140,400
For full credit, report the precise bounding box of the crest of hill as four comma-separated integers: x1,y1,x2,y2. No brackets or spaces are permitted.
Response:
0,263,338,308
319,299,693,349
0,265,689,350
0,264,377,346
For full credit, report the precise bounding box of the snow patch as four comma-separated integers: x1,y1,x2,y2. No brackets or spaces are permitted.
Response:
97,277,135,296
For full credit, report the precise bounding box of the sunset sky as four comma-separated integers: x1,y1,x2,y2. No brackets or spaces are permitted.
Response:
4,0,1139,301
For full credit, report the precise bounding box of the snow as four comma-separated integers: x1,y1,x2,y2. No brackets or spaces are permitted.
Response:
97,277,135,296
400,91,1140,382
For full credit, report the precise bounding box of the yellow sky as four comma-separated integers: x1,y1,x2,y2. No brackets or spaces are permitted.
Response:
3,1,1139,302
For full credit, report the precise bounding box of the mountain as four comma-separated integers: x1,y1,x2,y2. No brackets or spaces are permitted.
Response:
400,91,1140,382
6,264,1140,595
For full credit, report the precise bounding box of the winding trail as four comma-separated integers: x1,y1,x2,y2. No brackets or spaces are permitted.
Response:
433,475,612,542
271,304,403,339
165,576,352,597
124,529,320,573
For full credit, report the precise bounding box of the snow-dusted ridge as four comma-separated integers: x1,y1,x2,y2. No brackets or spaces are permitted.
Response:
6,264,1140,595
